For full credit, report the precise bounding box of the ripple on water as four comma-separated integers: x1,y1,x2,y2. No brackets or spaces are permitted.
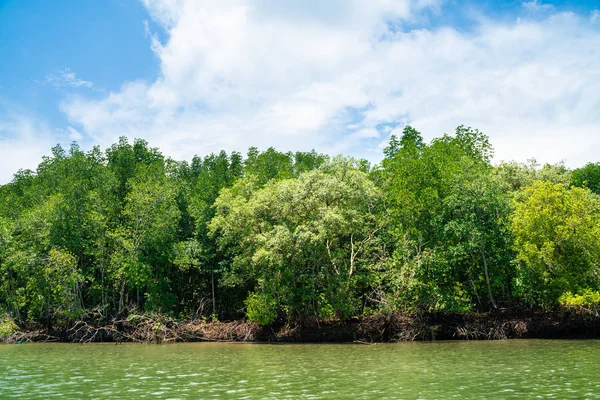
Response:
0,341,599,399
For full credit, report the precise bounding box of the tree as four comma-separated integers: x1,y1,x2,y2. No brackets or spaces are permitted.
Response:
511,181,600,307
183,150,244,317
572,162,600,195
0,217,14,315
244,147,294,184
382,125,511,311
111,164,181,313
442,171,514,309
210,158,386,323
495,159,571,194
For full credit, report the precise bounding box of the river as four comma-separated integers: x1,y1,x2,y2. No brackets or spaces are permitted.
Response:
1,340,599,399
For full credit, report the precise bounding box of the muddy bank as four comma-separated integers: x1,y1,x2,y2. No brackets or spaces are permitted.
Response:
3,311,600,344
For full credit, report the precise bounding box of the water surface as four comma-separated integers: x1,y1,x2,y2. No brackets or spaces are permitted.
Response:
1,340,599,399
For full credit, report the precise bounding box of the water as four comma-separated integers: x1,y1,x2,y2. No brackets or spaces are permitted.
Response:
0,340,599,399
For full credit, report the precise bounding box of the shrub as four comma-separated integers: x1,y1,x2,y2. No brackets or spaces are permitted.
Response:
0,315,19,337
245,292,278,326
559,289,600,313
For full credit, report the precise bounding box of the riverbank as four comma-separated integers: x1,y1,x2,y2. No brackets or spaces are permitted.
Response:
2,310,600,344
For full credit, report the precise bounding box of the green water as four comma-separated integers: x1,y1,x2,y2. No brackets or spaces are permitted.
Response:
1,340,599,399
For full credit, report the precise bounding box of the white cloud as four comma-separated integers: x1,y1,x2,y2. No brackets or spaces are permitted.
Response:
66,126,83,141
522,0,554,13
60,0,600,169
46,68,93,89
0,114,55,184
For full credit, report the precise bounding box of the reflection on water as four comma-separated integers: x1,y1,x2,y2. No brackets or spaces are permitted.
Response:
1,340,599,399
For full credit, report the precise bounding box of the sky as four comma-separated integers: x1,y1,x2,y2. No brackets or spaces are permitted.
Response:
0,0,599,183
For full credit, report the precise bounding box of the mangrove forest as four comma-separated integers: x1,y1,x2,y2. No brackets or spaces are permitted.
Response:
1,125,600,341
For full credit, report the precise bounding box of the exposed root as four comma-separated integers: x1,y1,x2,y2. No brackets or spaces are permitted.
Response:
181,321,261,342
4,329,60,344
2,310,600,344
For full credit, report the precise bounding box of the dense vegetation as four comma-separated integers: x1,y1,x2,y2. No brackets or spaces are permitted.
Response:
1,126,600,328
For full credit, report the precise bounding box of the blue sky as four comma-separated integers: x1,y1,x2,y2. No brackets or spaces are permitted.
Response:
0,0,599,182
0,1,159,137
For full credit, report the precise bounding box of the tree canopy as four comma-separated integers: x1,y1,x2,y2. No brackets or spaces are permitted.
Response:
1,129,599,326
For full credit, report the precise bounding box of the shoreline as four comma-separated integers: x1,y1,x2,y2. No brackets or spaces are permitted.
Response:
3,311,600,344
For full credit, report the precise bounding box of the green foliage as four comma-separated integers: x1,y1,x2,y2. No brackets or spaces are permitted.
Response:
245,292,278,326
210,158,385,322
44,248,84,320
511,182,600,308
0,129,599,327
495,160,571,194
559,289,600,310
126,313,143,325
0,314,18,337
381,125,512,312
572,162,600,194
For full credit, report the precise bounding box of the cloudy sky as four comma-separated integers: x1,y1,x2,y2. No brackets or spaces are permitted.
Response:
0,0,599,183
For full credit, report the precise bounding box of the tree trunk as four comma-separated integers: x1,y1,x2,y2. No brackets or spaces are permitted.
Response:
211,266,216,316
118,279,126,316
480,244,498,310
